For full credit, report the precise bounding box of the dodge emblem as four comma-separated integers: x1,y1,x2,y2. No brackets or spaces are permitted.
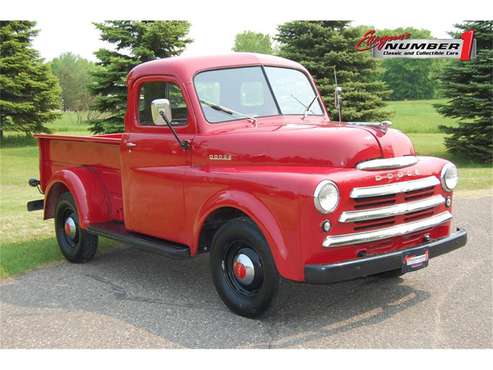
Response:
375,169,419,181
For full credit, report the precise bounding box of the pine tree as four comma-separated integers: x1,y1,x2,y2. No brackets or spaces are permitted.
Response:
0,21,61,141
436,21,493,162
276,21,390,122
90,21,192,134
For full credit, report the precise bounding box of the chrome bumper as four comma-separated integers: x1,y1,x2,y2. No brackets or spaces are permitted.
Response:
306,228,467,284
323,211,452,248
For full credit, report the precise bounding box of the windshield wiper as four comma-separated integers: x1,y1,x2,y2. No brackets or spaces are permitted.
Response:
302,95,320,119
200,99,257,125
290,94,310,110
290,94,320,119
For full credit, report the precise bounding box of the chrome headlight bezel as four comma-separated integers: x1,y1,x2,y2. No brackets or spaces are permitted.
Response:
314,180,340,214
440,163,458,192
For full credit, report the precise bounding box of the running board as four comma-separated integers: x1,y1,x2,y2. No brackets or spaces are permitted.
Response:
87,222,190,259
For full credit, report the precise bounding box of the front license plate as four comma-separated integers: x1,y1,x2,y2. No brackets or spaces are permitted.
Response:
402,249,429,273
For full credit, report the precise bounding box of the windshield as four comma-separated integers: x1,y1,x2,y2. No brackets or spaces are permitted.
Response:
194,66,323,123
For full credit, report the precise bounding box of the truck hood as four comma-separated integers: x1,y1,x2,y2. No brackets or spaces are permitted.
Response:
200,122,415,168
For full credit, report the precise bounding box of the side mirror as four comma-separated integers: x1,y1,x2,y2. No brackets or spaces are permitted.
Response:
334,86,343,122
334,86,342,109
151,99,172,125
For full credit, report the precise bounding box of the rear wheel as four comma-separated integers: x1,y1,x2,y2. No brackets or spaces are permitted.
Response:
210,217,279,318
55,192,98,263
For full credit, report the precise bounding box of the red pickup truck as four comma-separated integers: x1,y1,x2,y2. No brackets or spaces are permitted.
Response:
28,53,467,317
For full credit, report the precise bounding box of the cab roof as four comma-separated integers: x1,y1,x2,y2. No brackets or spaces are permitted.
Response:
127,53,306,85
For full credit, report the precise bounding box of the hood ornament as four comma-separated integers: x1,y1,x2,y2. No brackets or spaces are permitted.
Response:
348,120,392,133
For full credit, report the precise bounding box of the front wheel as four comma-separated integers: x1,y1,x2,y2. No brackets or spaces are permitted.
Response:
55,192,98,263
210,217,280,318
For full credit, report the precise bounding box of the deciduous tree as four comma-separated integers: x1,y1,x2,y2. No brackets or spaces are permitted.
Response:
233,31,273,54
378,27,447,100
50,52,96,114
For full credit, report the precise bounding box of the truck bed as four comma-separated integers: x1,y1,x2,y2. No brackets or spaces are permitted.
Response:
35,133,124,221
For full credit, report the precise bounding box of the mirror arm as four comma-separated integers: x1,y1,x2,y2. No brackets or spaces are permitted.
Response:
159,111,190,150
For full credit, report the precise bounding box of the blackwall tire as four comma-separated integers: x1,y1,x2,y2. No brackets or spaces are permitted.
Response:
210,217,280,318
55,192,98,263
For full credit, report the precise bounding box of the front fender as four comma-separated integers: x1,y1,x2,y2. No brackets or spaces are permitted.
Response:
44,167,111,228
194,190,299,279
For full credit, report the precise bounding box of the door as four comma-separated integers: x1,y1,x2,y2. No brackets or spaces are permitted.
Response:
120,76,193,244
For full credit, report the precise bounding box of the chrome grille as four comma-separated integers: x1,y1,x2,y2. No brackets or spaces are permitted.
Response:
340,194,445,223
345,176,443,232
322,176,451,248
350,176,440,199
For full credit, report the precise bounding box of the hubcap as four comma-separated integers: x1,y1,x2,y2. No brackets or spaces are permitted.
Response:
64,216,77,240
232,253,255,285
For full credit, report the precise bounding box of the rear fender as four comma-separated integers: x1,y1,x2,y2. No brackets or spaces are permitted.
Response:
44,167,111,228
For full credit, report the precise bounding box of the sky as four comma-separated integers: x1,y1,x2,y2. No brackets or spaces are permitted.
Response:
32,18,462,62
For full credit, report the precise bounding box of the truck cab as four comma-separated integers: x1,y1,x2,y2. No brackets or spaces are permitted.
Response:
29,53,467,317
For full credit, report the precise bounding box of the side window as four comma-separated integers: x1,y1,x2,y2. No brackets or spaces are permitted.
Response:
138,81,188,126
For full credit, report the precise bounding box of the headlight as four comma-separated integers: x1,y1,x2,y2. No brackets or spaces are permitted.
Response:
440,163,458,191
314,180,339,214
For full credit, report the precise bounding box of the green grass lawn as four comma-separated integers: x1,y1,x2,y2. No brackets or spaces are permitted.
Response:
0,103,491,278
0,113,114,278
408,133,493,191
387,99,492,191
386,99,458,133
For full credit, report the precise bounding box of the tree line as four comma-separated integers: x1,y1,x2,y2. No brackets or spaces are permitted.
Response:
235,26,450,101
0,20,491,161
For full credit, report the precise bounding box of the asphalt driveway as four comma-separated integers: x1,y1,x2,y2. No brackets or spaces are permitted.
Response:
1,195,492,348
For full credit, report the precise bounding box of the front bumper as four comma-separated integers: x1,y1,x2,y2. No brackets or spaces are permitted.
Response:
304,228,467,284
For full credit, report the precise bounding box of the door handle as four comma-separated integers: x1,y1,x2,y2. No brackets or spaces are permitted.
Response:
126,142,137,149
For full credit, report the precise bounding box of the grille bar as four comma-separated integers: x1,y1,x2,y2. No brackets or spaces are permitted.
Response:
340,194,445,223
350,176,440,199
323,211,452,248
